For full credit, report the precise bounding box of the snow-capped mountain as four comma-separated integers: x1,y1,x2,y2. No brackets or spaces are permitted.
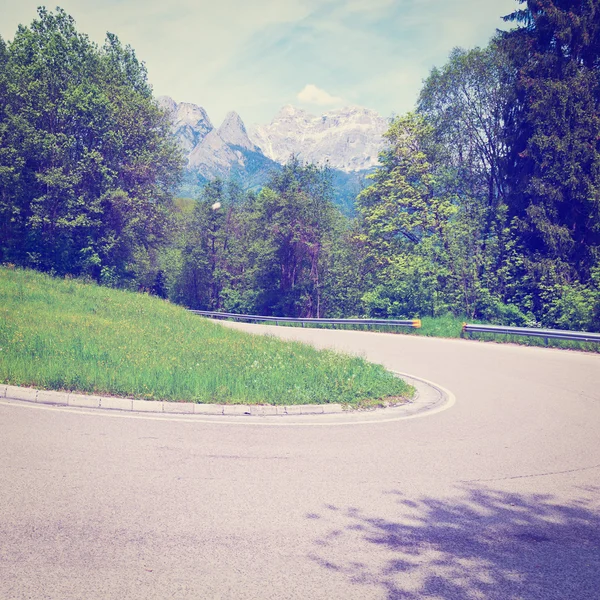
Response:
158,96,276,188
249,105,388,173
158,96,387,211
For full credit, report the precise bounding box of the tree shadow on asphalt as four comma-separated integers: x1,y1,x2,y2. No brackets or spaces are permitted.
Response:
307,486,600,600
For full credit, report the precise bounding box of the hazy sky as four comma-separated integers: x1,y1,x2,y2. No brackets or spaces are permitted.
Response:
0,0,518,126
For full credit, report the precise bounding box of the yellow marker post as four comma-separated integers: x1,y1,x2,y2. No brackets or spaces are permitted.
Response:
412,319,422,329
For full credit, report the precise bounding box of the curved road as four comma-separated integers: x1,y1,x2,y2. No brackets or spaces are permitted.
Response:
1,323,599,599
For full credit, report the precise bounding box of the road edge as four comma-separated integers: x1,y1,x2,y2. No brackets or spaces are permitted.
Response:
0,373,453,420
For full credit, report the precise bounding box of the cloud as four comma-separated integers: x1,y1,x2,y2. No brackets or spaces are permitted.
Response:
342,0,395,14
224,0,516,122
0,0,518,124
297,84,344,106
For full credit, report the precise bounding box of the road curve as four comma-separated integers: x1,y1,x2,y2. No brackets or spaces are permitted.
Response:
1,323,599,600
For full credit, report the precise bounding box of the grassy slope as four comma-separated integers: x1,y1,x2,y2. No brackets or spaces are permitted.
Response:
0,268,413,406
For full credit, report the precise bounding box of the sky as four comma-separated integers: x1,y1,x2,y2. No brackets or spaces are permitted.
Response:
0,0,518,127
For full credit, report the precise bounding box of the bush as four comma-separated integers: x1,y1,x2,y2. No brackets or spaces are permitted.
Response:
544,283,600,332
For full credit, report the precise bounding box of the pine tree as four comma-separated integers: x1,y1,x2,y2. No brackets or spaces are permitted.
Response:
502,0,600,295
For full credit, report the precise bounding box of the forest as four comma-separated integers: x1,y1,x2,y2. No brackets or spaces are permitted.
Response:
1,2,599,331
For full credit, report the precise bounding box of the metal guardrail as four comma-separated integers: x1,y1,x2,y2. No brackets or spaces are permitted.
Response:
462,323,600,344
190,310,421,329
190,311,598,343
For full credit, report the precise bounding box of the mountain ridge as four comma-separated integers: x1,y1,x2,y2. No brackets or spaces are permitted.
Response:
249,104,388,172
158,96,386,212
158,96,277,189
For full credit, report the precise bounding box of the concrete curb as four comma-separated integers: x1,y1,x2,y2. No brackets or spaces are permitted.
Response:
1,372,450,419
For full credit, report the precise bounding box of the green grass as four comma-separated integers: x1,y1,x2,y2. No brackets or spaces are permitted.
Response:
0,267,414,406
272,314,467,338
409,315,465,338
173,196,196,214
411,315,598,352
458,328,599,352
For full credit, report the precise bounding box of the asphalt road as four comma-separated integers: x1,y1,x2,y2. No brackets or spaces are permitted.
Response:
1,323,599,600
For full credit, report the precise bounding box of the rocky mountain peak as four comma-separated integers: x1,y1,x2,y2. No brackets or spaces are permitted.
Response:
158,95,213,153
160,96,386,204
157,95,177,115
177,102,213,130
272,104,312,126
217,111,256,151
277,104,306,117
249,104,387,172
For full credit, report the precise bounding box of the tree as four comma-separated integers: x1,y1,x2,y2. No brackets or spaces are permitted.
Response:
356,113,458,317
417,43,513,244
416,43,526,320
247,159,337,317
0,8,183,285
502,0,600,300
358,114,454,252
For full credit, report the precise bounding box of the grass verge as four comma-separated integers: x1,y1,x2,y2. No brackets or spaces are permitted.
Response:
275,313,598,352
0,267,414,406
410,315,599,352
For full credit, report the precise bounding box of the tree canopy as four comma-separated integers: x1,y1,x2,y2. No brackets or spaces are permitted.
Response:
0,7,183,286
500,0,600,324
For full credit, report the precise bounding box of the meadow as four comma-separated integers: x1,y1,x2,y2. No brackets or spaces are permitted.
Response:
0,267,414,406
